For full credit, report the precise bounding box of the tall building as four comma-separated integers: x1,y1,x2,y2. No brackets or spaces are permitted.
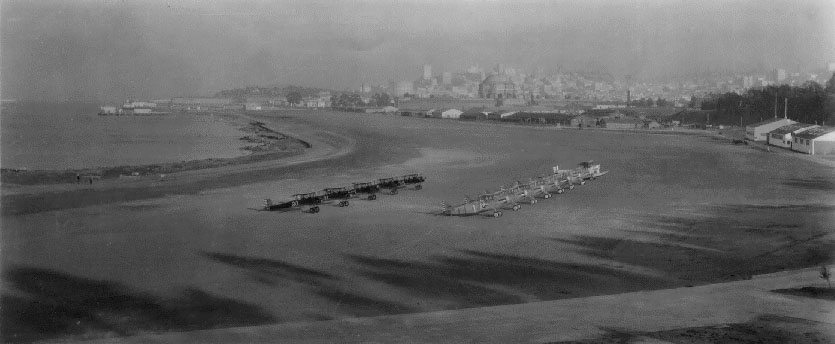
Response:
773,69,787,83
828,62,835,73
423,64,432,80
395,81,414,97
442,72,452,85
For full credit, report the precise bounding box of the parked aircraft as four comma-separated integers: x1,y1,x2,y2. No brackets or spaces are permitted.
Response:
263,192,323,213
322,187,355,207
575,160,609,180
377,174,426,194
352,182,380,200
441,196,503,217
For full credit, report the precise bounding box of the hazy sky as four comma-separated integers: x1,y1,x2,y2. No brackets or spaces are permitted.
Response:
2,0,834,101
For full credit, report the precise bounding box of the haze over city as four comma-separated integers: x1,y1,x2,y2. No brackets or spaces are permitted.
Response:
2,0,834,101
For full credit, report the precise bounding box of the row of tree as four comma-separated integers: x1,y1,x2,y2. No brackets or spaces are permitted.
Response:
630,98,671,107
330,92,392,108
697,74,835,126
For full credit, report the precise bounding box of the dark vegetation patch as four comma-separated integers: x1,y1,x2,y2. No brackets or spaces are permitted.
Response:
1,266,276,343
772,286,835,301
550,315,832,344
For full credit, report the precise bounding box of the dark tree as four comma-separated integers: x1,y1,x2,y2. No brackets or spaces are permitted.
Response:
286,91,303,106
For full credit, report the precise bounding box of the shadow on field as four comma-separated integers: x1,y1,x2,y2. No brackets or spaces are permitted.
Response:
346,250,676,309
782,177,835,190
551,203,834,284
1,266,276,343
549,314,832,344
202,251,416,318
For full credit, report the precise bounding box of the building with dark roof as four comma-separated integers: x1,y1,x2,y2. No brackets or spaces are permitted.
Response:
766,123,818,149
745,118,796,141
601,117,643,129
791,127,835,155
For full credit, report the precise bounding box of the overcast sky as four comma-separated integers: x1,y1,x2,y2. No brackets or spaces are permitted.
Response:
2,0,834,101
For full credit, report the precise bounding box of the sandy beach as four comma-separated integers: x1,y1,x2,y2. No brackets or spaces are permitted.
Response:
2,110,834,342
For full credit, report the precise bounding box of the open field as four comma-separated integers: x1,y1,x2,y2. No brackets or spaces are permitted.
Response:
2,110,834,342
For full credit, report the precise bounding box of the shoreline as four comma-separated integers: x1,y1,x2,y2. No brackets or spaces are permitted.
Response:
0,115,311,186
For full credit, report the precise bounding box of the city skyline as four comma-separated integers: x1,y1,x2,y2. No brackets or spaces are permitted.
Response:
2,0,834,101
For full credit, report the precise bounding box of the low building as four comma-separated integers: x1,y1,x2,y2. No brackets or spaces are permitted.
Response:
601,117,643,129
99,106,117,115
644,120,661,129
766,123,818,149
439,108,463,119
570,114,597,128
745,118,796,141
791,127,835,155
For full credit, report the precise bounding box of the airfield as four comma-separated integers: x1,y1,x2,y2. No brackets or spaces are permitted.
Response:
3,110,835,342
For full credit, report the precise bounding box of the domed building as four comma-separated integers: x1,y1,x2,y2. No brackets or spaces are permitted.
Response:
478,74,518,99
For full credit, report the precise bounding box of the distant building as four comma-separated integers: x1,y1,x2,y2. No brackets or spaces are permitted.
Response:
479,74,518,99
644,120,661,129
570,114,597,128
395,81,414,97
745,118,796,141
172,97,236,111
99,106,117,115
423,64,432,80
442,72,452,85
439,108,463,119
791,127,835,155
767,123,818,149
601,117,643,129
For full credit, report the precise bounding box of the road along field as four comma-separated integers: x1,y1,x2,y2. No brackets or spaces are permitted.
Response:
3,110,834,342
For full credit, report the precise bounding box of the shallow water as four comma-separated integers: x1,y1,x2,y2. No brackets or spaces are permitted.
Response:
1,102,248,170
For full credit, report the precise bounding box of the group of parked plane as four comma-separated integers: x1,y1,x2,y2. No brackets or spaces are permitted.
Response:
263,174,425,213
441,161,608,218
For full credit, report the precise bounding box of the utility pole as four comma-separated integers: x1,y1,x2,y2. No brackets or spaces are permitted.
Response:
783,97,788,119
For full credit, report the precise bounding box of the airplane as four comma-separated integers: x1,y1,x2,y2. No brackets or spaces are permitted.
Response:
518,178,559,199
548,166,585,186
400,173,426,190
574,160,609,180
441,196,503,217
263,192,323,213
500,184,538,206
352,182,379,200
322,186,356,207
377,174,427,194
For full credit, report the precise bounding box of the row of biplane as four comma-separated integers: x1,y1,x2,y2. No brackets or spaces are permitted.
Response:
262,174,425,213
441,161,608,218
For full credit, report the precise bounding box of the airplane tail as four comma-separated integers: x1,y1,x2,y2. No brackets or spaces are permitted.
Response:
263,199,273,209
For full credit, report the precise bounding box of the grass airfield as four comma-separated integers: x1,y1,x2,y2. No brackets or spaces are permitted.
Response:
3,110,834,342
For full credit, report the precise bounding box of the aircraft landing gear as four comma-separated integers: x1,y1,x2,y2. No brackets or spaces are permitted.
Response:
544,193,552,199
338,200,349,207
309,206,320,213
556,188,564,194
569,185,575,190
415,184,422,190
530,199,538,205
512,204,521,211
493,211,502,218
390,188,398,195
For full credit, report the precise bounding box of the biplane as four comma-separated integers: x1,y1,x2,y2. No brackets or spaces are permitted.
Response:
322,186,356,207
263,192,323,213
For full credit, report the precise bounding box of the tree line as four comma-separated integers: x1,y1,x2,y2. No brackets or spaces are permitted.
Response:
696,73,835,125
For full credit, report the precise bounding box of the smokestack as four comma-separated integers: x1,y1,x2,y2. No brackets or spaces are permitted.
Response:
626,90,631,108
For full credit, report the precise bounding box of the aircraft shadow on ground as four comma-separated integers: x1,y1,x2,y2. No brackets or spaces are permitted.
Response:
201,251,416,318
1,266,277,343
548,203,835,285
344,250,675,309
